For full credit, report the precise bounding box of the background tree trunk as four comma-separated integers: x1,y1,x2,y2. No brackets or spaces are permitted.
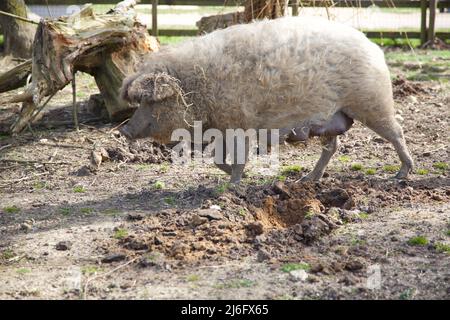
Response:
244,0,288,22
0,0,37,59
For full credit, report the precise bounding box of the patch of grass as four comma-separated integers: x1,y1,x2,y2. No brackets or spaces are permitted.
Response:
407,236,429,246
350,163,363,171
215,182,230,194
33,181,47,190
215,279,256,289
159,163,170,173
365,168,377,175
3,205,20,214
73,186,86,193
338,155,351,163
82,266,101,275
80,208,94,215
350,236,367,246
114,228,128,240
153,181,165,190
254,177,273,186
383,165,400,173
1,249,15,260
281,165,303,175
0,132,9,141
102,208,121,216
280,263,310,273
137,164,152,170
276,175,287,182
415,168,429,175
385,49,450,82
158,36,191,45
399,288,416,300
433,162,448,170
163,196,176,206
304,209,316,219
16,268,31,275
359,212,369,219
434,242,450,254
186,274,200,282
385,49,450,64
142,252,162,264
238,208,247,217
59,208,72,216
446,230,450,237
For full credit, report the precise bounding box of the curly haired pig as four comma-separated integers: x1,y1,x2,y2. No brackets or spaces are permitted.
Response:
119,17,413,183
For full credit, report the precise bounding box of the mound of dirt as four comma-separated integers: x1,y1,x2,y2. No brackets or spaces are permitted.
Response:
98,176,449,267
98,181,355,264
106,141,171,164
392,76,428,98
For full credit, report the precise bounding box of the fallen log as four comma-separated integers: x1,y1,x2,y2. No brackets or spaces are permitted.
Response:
0,59,32,94
196,0,289,34
6,1,159,134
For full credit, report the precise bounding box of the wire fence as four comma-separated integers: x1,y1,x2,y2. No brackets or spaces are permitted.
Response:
22,1,450,43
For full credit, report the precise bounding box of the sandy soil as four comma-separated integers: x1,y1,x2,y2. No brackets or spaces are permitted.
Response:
0,50,449,300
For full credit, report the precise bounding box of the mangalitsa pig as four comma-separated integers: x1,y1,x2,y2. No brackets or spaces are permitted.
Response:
119,17,413,183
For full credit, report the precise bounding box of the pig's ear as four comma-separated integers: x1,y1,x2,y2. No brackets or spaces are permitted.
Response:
120,72,179,104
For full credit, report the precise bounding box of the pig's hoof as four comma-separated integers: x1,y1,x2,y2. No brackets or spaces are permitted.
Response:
300,173,321,182
227,183,246,195
394,172,409,179
229,178,242,185
393,167,412,180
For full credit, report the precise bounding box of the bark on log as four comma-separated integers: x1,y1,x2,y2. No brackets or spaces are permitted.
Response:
0,59,31,93
7,2,159,133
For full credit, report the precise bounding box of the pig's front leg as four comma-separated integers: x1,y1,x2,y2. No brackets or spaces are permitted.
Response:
213,138,233,175
229,136,250,184
302,135,338,181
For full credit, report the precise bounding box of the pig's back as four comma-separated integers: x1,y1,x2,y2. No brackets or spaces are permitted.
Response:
155,17,391,130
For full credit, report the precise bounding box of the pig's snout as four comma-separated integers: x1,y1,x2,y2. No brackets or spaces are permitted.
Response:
118,125,133,140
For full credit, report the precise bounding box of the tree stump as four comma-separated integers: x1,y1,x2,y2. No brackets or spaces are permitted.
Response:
5,1,159,133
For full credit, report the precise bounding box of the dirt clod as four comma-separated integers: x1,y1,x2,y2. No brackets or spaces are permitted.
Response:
318,188,354,209
55,241,72,251
106,141,170,164
101,253,127,263
197,209,223,220
245,221,265,237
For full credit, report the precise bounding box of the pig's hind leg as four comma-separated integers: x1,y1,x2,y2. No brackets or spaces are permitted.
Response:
363,117,413,179
302,136,338,181
213,138,248,181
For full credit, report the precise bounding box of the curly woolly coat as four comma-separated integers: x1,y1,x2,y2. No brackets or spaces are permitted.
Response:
122,16,393,131
121,16,413,181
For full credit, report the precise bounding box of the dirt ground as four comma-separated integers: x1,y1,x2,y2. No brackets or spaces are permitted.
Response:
0,49,449,300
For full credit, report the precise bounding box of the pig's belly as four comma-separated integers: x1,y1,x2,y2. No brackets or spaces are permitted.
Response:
285,111,353,142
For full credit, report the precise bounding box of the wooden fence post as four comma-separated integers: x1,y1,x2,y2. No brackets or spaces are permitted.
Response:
292,0,299,16
428,0,436,43
420,0,427,45
152,0,158,37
